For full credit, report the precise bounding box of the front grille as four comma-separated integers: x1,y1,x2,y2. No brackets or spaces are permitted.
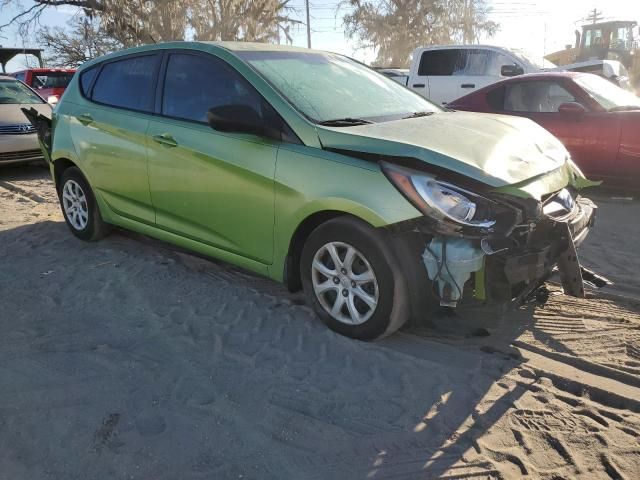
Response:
0,124,36,135
0,149,43,162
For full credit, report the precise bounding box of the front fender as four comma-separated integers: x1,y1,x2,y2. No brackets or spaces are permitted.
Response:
269,145,421,281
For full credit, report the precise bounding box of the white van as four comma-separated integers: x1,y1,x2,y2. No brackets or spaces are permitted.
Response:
407,45,536,105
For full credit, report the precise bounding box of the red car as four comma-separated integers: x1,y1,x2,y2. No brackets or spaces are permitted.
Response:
448,72,640,188
9,68,76,104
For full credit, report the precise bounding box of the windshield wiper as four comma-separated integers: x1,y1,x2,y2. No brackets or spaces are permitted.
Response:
609,105,640,112
402,111,436,119
317,117,373,127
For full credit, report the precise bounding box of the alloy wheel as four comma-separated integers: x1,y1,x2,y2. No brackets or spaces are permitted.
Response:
62,179,89,231
311,241,379,325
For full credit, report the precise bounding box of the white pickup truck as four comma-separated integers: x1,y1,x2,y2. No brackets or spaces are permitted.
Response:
407,45,629,105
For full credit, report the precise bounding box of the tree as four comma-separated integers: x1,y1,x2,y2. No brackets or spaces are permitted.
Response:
190,0,298,43
39,16,122,67
343,0,499,67
0,0,299,48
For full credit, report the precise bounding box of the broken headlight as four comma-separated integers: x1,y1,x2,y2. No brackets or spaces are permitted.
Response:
381,162,496,229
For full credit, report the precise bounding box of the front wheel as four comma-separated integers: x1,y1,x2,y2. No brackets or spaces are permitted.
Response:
300,217,409,340
59,167,110,241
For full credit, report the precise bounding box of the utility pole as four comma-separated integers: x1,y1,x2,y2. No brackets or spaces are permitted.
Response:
305,0,311,49
586,8,603,25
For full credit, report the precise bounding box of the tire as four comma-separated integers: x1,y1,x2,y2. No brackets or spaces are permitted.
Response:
58,167,110,241
300,217,410,341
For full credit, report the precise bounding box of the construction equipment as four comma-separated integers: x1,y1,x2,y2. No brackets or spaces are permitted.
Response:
546,20,639,91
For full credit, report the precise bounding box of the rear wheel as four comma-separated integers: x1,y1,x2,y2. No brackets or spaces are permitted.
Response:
59,167,110,241
300,217,409,340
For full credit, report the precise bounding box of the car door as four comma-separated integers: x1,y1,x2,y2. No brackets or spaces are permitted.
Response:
499,79,619,180
69,53,161,224
616,112,640,186
146,51,279,264
452,49,494,99
457,50,524,98
411,49,463,105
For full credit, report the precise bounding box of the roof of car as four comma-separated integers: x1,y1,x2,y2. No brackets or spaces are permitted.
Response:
0,74,17,80
10,68,76,73
501,71,586,80
413,44,515,52
210,41,324,53
76,41,337,72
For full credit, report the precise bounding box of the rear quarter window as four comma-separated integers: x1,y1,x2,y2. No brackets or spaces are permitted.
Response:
80,66,99,98
91,55,160,112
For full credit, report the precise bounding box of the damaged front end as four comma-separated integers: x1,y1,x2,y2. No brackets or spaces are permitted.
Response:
382,160,603,313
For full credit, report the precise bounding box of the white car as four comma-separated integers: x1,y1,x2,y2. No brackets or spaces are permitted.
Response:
407,45,628,106
407,45,535,105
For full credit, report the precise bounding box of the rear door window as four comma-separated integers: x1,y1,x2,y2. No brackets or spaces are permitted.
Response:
418,49,463,76
91,55,160,112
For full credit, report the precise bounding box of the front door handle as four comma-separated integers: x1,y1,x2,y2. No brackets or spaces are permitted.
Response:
412,83,426,88
461,83,476,89
152,133,178,148
77,113,94,125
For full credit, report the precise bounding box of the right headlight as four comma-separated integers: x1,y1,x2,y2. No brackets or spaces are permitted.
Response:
381,162,496,229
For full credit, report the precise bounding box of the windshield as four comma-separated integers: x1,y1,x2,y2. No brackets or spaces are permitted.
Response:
511,49,550,69
31,72,74,89
574,74,640,110
0,79,44,104
238,50,441,123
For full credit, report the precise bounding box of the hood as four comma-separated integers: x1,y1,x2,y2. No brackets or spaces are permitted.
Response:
316,111,569,188
0,103,52,125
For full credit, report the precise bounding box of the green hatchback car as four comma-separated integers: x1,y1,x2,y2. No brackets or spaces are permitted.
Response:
39,42,598,340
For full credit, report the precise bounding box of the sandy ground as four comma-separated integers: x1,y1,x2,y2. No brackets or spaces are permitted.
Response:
1,164,639,479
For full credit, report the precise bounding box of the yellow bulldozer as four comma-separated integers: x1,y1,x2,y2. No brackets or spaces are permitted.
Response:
546,20,639,92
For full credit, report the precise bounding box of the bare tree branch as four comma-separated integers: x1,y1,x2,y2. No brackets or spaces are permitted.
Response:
343,0,499,66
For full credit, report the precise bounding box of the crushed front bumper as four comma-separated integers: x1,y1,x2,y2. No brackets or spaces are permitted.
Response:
387,194,599,323
483,196,596,305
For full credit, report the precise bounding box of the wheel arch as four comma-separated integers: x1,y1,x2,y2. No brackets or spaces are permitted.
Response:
52,157,79,193
283,210,377,292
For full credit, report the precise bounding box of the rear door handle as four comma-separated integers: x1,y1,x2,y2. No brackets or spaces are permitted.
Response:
412,83,425,88
461,84,476,89
152,133,178,148
77,113,94,125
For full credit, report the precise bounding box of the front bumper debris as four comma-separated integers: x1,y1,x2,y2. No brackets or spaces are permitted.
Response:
419,194,601,308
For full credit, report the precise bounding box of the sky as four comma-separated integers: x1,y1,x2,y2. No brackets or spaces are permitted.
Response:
1,0,640,71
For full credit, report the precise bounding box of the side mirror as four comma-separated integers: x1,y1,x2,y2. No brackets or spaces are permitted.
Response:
501,64,524,77
207,104,278,139
558,102,587,118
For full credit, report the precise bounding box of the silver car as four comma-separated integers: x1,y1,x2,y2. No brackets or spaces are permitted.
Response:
0,75,52,165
